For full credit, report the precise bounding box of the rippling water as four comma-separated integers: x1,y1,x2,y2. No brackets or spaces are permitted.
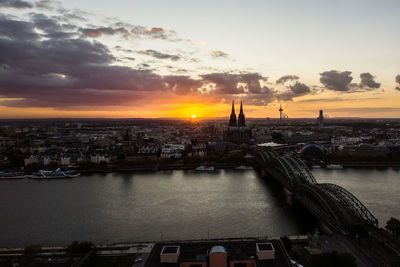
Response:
0,170,312,247
0,168,398,247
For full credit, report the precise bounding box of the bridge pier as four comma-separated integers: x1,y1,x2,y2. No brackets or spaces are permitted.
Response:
318,221,334,235
284,188,294,206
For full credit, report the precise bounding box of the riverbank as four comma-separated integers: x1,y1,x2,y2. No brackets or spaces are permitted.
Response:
78,160,400,173
77,162,254,173
307,160,400,169
339,161,400,167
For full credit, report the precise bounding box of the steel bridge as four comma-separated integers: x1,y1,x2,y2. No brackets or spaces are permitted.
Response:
255,149,378,233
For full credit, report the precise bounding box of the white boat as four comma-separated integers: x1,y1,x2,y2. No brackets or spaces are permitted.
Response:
235,165,253,170
326,164,343,169
0,172,28,179
195,166,214,171
311,165,321,169
29,169,80,179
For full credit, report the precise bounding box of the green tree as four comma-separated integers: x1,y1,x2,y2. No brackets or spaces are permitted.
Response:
385,217,400,238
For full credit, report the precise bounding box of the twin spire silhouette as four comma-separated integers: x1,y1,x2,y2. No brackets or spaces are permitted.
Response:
229,100,246,127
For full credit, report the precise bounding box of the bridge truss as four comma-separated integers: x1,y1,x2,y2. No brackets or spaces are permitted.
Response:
255,149,378,232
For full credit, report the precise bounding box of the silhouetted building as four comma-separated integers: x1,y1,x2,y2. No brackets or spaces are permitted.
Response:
238,101,245,127
145,239,292,267
224,101,252,144
229,101,237,127
301,142,324,157
279,104,283,124
317,110,324,128
122,129,134,152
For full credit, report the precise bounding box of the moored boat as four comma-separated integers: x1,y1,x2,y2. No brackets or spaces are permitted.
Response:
0,172,28,179
235,165,254,170
29,169,80,179
326,164,343,169
195,166,214,171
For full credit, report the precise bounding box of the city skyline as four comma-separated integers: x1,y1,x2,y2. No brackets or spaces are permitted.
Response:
1,0,400,118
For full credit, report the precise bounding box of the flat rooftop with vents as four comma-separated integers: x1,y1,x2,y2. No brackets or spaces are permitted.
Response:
144,239,291,267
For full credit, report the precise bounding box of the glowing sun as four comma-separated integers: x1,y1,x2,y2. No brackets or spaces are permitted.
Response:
191,114,196,118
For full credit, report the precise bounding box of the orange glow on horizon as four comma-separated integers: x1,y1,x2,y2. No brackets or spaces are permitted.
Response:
0,92,399,119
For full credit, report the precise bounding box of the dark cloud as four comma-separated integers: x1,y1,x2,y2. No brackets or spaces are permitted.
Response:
0,15,210,108
114,46,133,53
81,25,179,41
210,50,228,58
200,72,275,105
0,15,39,41
320,70,383,93
276,82,311,101
55,7,88,22
0,16,163,107
30,13,61,31
239,73,269,94
309,107,400,114
123,57,135,61
296,97,380,103
0,14,307,109
396,74,400,91
131,27,178,40
2,7,366,110
276,75,299,84
290,82,310,94
35,0,60,10
136,49,180,61
320,70,353,92
0,0,33,8
162,75,202,95
359,72,380,89
200,73,244,94
81,27,129,38
62,12,86,22
29,13,78,39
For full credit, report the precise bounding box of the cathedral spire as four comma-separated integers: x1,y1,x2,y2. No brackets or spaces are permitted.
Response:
229,100,237,127
238,100,245,127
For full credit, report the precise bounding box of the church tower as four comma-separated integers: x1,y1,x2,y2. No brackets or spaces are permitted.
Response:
229,100,237,126
238,100,245,127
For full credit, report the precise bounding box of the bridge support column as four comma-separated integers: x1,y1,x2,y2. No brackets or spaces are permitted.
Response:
318,222,333,235
284,188,294,205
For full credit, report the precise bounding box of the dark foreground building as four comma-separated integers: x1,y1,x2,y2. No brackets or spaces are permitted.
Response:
224,101,253,144
144,239,292,267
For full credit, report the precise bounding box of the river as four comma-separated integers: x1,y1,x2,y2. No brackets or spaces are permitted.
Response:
0,168,398,247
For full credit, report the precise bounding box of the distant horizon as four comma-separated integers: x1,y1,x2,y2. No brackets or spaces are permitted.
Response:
0,0,399,119
0,116,399,121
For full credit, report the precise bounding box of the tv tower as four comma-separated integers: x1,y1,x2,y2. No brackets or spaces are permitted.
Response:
279,104,283,124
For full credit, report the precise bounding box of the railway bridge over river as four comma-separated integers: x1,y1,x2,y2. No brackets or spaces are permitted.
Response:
254,149,378,234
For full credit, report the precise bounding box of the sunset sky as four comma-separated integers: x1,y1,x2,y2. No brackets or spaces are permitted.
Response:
1,0,400,118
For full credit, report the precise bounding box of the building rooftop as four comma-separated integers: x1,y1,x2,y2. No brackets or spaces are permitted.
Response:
257,243,273,251
162,246,180,254
209,245,227,254
144,239,291,267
